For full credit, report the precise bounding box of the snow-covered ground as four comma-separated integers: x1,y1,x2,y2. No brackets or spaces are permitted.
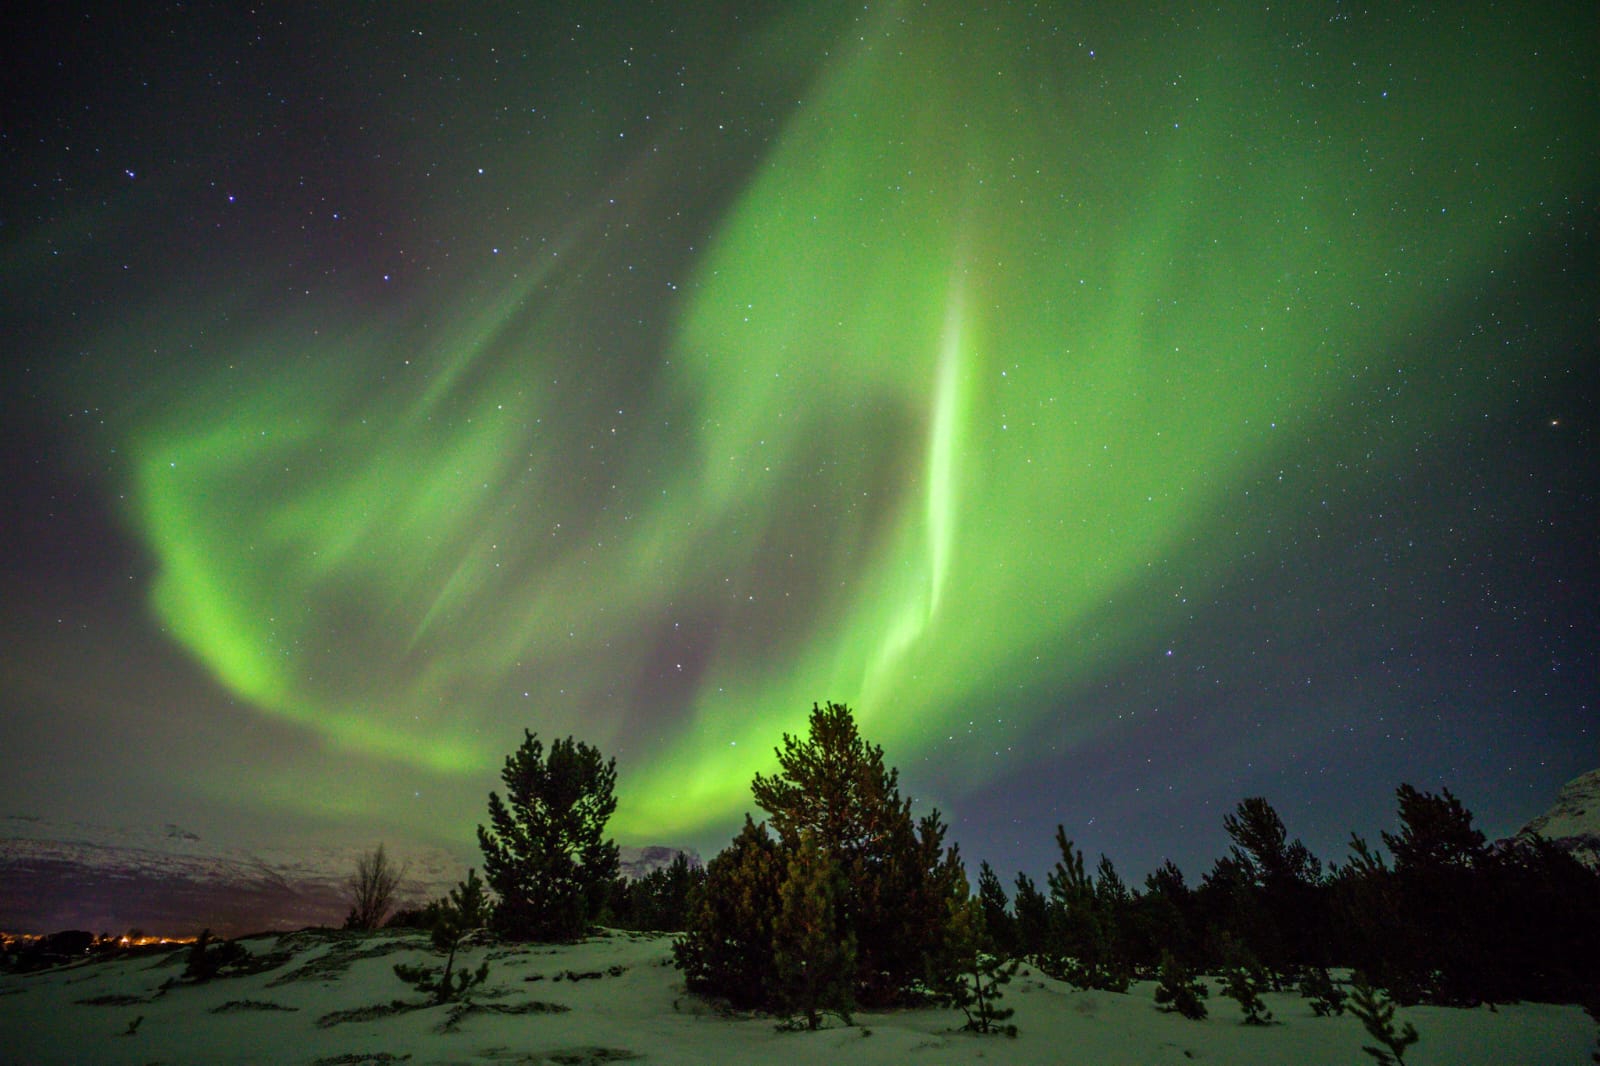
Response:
2,928,1590,1065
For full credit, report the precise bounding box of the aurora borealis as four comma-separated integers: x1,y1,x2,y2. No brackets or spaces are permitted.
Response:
3,2,1595,880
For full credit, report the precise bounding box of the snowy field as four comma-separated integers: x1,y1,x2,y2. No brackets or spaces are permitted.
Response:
1,928,1590,1065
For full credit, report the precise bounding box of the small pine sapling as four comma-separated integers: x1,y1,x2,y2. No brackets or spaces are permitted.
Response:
960,952,1021,1036
394,868,491,1004
1153,952,1209,1020
1298,966,1347,1016
928,895,1020,1037
1349,974,1420,1065
1220,962,1275,1025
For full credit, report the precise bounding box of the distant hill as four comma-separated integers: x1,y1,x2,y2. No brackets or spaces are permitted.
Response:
0,814,695,938
1515,768,1600,868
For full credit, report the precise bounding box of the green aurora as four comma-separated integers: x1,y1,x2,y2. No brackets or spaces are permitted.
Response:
49,4,1595,847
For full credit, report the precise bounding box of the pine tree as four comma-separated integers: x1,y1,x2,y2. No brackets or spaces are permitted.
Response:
1382,786,1485,873
1217,943,1275,1026
1045,829,1129,991
1379,785,1488,1004
750,701,964,1006
1298,966,1347,1016
673,817,785,1008
1153,950,1209,1020
1012,871,1051,968
1221,797,1323,978
771,830,856,1030
394,869,491,1004
1349,974,1420,1064
1128,860,1193,972
477,731,620,942
975,861,1015,957
930,896,1019,1036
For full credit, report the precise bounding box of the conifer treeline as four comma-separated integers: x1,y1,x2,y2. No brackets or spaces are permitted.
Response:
380,701,1597,1033
669,702,1600,1019
984,783,1600,1006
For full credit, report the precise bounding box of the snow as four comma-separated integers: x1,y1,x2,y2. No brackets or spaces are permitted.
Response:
2,928,1591,1065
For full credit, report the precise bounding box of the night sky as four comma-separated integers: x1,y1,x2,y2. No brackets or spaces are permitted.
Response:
3,2,1595,887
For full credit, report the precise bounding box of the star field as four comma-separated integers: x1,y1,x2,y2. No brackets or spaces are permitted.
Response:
1,2,1594,881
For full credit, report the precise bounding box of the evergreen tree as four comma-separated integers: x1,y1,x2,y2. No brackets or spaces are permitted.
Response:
1219,796,1324,979
674,817,785,1008
771,830,856,1030
1381,786,1485,873
1298,965,1347,1016
1153,950,1208,1020
1219,957,1275,1025
929,895,1019,1036
750,701,964,1006
1381,784,1487,1004
1045,828,1129,991
1128,860,1194,971
975,861,1015,957
1011,871,1051,967
477,731,620,942
751,701,908,859
1349,974,1420,1065
1326,834,1417,1002
394,868,491,1004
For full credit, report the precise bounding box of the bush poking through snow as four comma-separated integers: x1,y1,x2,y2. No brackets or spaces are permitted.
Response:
1349,973,1420,1065
182,930,247,983
392,868,491,1004
1220,960,1274,1025
1299,966,1347,1016
1153,952,1209,1020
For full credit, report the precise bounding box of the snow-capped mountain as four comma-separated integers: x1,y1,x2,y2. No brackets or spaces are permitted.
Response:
1516,768,1600,868
0,814,695,937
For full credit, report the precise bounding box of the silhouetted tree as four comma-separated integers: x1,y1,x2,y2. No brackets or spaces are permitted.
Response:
674,816,785,1008
1012,871,1051,968
1382,784,1488,1004
477,731,620,941
771,829,856,1029
678,702,965,1010
609,852,705,931
752,701,965,1005
975,861,1016,957
1153,950,1209,1019
1044,828,1130,990
1127,860,1196,971
346,842,407,931
1218,796,1324,978
1382,786,1485,874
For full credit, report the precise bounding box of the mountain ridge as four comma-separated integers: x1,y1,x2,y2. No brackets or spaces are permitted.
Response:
0,813,696,937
